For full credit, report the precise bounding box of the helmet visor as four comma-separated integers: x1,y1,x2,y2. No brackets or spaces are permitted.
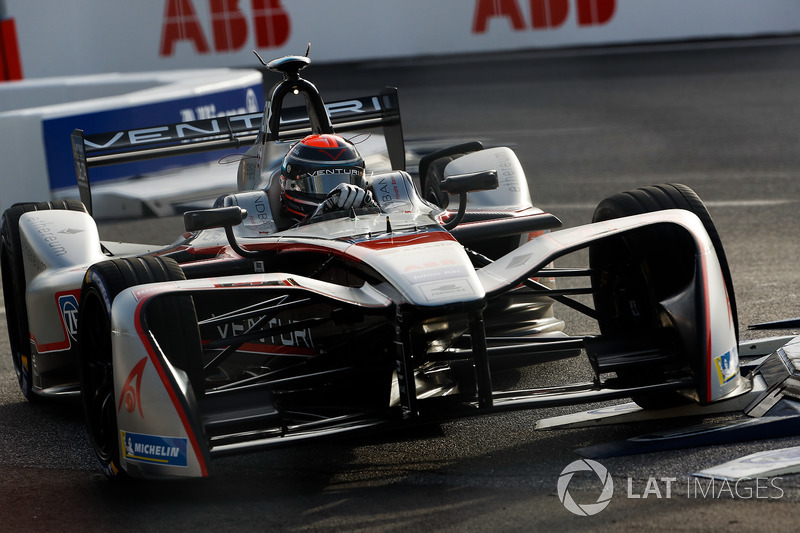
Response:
285,170,364,198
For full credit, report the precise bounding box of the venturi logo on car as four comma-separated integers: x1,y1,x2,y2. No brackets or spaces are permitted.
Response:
216,316,315,349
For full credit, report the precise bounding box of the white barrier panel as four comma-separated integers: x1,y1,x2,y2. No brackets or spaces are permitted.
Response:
0,69,263,216
4,0,800,78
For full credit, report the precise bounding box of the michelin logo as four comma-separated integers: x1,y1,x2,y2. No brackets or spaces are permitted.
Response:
121,431,188,467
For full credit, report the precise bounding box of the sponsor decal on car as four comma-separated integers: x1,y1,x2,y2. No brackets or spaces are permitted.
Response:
403,262,471,285
419,279,476,302
57,292,80,343
119,357,147,418
373,173,414,212
25,215,68,257
492,148,524,193
714,347,739,386
121,431,188,467
34,290,82,353
48,290,80,350
132,283,179,301
214,315,315,351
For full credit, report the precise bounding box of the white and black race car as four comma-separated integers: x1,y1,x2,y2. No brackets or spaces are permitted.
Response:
1,52,750,479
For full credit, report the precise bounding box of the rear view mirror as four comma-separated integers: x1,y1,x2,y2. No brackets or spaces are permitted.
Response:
440,170,498,230
184,206,246,232
440,170,498,195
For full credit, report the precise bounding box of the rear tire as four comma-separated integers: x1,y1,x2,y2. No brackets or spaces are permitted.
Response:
422,157,451,208
590,184,736,409
78,255,198,479
419,142,484,209
1,201,87,401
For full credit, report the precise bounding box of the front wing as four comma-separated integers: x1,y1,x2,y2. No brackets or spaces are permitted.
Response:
109,273,392,479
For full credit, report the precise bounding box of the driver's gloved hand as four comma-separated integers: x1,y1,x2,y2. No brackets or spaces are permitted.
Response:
321,183,375,212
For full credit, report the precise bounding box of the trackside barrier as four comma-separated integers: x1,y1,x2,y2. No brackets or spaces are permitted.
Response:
0,69,263,217
3,0,800,78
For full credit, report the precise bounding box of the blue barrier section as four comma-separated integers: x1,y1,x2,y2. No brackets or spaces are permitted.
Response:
42,84,262,191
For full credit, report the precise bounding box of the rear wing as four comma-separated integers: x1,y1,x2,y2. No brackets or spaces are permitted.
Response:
71,88,403,216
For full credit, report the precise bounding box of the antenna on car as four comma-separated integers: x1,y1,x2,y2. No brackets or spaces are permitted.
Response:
253,49,267,67
254,43,311,66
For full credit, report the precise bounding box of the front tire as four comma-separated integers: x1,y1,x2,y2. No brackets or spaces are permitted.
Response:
78,255,193,479
589,184,736,409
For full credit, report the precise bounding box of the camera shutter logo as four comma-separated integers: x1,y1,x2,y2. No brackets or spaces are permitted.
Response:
558,459,614,516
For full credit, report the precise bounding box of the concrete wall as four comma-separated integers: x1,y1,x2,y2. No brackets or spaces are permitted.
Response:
4,0,800,79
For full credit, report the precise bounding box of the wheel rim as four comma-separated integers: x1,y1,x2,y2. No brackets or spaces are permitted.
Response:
79,288,118,464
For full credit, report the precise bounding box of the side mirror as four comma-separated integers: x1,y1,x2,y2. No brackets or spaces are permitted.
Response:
440,170,498,195
184,206,264,258
439,170,498,230
184,206,246,232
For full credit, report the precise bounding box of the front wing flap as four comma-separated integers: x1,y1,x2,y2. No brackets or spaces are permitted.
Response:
109,272,392,478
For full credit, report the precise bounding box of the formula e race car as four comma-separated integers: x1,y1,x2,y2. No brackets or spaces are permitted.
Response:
1,53,748,479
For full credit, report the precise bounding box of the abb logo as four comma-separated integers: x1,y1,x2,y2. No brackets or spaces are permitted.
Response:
473,0,615,32
160,0,290,56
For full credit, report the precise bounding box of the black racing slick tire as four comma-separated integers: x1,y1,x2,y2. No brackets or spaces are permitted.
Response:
1,201,87,402
589,184,736,409
419,141,485,209
422,157,451,208
78,255,201,479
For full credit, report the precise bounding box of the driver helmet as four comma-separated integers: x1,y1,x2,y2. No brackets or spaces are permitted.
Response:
280,134,366,219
